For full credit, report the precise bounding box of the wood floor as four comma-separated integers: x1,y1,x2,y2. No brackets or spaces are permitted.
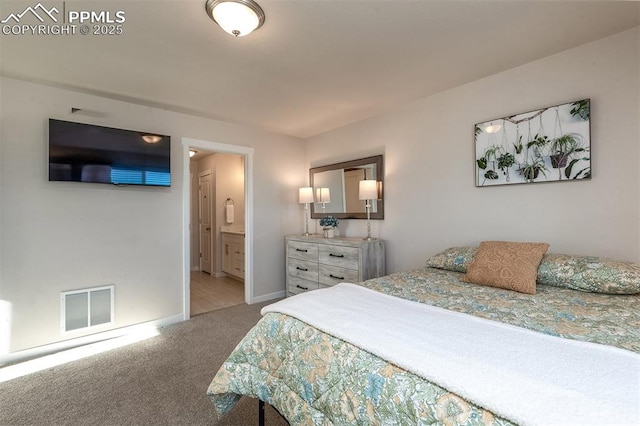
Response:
190,270,244,316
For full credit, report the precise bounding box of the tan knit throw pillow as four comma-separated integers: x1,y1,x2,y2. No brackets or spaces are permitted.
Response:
462,241,550,294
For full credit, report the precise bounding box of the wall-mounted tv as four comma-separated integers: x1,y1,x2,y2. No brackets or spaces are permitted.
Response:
48,119,171,187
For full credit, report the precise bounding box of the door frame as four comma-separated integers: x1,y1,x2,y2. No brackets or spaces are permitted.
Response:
182,137,254,320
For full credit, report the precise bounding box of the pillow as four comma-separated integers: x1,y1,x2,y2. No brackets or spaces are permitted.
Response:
426,246,477,273
461,241,549,294
537,254,640,294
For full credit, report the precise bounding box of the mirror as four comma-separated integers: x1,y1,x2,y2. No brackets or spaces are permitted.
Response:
310,155,384,220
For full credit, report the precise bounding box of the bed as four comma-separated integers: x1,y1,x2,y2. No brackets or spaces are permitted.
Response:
207,244,640,425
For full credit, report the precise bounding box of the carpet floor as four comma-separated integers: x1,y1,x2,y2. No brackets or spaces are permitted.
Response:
0,302,288,426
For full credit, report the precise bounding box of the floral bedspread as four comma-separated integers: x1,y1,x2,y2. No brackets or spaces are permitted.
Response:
363,267,640,353
207,267,639,425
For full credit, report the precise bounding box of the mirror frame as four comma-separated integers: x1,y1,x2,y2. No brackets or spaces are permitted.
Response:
309,155,384,220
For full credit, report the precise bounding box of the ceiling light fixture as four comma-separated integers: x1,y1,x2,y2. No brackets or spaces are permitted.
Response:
484,122,502,134
189,149,198,158
142,135,162,144
205,0,265,37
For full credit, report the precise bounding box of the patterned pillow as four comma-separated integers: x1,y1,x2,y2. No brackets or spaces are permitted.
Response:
461,241,549,295
537,254,640,294
426,246,477,273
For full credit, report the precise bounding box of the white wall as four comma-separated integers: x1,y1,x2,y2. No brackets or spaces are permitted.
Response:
305,28,640,273
0,77,305,353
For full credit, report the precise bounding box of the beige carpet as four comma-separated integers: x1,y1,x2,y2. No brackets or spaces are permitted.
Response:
0,302,288,426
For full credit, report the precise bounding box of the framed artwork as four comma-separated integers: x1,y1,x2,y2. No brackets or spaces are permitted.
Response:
474,99,591,187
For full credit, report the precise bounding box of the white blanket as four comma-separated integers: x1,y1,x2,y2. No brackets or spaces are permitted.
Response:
262,283,640,426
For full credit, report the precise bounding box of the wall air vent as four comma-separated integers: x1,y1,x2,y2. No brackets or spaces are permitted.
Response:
61,285,114,333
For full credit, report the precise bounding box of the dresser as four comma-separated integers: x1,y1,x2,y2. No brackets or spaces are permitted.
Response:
286,235,385,296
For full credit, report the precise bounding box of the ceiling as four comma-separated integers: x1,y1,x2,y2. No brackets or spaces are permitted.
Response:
1,1,638,139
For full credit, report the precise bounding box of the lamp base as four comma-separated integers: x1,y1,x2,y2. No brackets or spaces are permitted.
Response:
364,204,373,241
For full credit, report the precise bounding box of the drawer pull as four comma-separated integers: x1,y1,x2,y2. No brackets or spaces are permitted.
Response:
296,248,308,253
329,253,344,258
296,266,308,271
329,274,345,280
296,284,309,290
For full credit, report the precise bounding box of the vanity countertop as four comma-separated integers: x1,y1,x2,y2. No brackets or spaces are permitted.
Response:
221,225,245,236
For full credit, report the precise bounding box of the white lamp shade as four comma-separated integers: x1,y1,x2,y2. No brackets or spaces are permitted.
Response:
316,188,331,203
359,180,378,200
210,1,263,37
298,187,314,204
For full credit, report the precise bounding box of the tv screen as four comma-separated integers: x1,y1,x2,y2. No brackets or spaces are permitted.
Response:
48,119,171,187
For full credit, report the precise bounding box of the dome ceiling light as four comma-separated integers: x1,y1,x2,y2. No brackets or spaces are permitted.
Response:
484,123,502,134
205,0,265,37
142,135,162,144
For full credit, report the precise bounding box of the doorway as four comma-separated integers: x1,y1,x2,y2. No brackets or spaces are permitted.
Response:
182,138,254,320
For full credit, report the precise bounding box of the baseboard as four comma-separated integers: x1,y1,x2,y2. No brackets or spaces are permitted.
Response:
191,266,200,271
0,313,184,366
251,290,286,304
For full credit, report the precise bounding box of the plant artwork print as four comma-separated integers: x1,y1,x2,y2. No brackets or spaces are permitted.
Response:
474,99,591,187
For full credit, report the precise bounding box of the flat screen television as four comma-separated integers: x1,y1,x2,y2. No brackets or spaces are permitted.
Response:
48,119,171,187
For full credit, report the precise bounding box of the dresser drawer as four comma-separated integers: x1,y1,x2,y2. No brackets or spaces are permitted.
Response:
287,241,319,262
319,245,359,270
319,264,360,286
287,258,319,282
288,276,320,295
